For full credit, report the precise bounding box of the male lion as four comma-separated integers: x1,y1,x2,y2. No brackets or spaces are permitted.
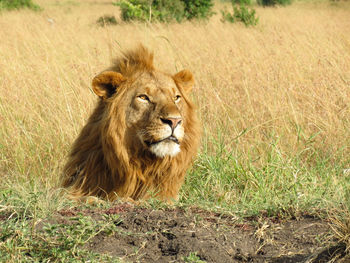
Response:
62,45,200,202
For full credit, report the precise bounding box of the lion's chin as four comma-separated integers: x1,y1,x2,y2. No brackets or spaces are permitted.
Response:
149,141,181,158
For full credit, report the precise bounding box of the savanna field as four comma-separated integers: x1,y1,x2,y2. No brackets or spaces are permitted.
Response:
0,0,350,262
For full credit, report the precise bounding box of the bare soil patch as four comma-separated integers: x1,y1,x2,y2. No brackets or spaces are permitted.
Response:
54,204,347,262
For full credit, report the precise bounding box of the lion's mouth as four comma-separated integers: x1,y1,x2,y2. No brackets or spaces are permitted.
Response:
145,136,179,147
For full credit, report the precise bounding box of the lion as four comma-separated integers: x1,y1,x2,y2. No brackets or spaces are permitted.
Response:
62,45,200,202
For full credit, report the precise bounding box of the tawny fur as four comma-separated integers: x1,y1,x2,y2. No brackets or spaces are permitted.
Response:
62,45,200,202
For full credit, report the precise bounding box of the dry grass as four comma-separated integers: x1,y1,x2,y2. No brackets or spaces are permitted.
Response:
0,0,349,202
0,1,350,260
330,207,350,253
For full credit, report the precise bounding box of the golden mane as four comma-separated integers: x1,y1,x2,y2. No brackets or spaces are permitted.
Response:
62,45,200,202
111,45,155,76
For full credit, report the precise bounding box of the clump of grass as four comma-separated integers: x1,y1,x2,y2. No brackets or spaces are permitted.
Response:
183,252,206,263
221,2,259,27
257,0,292,6
0,0,40,11
329,208,350,256
231,0,252,5
96,15,118,27
180,131,348,217
0,217,117,262
0,190,119,263
114,0,186,22
182,0,214,20
114,0,214,22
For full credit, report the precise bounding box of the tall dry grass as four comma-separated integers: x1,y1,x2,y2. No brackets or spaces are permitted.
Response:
0,0,349,200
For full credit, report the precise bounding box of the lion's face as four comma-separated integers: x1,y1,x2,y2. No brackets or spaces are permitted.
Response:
92,69,194,158
125,72,187,157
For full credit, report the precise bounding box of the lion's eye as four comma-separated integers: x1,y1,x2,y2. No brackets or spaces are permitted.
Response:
174,95,181,102
138,95,150,102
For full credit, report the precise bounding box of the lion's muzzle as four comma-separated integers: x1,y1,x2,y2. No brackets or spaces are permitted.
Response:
160,117,182,131
142,119,184,158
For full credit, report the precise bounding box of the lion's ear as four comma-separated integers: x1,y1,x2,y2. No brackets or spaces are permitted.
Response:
173,69,194,94
92,71,126,99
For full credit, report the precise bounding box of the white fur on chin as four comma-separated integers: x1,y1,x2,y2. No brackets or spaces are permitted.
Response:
150,141,180,158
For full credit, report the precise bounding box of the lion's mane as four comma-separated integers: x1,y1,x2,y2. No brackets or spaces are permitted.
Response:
62,46,200,201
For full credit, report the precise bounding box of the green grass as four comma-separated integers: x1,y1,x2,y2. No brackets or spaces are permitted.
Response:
180,130,349,217
183,252,206,263
1,130,349,261
0,0,40,11
0,215,118,261
0,189,120,262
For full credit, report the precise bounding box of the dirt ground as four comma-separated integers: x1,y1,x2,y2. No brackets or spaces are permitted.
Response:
52,203,348,263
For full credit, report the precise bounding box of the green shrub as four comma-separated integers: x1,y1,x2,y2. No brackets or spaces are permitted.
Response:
114,0,185,22
114,0,150,22
231,0,252,5
0,0,40,10
182,0,214,20
114,0,214,22
257,0,291,6
221,3,258,26
96,15,118,26
154,0,185,22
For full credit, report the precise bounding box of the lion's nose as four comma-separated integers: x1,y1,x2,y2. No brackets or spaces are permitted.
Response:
160,117,182,130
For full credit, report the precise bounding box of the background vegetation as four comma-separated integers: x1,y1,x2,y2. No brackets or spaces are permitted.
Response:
0,0,40,10
0,0,349,261
114,0,214,22
221,2,259,26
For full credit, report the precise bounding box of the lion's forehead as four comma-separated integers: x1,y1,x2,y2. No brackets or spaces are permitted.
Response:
133,71,178,96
